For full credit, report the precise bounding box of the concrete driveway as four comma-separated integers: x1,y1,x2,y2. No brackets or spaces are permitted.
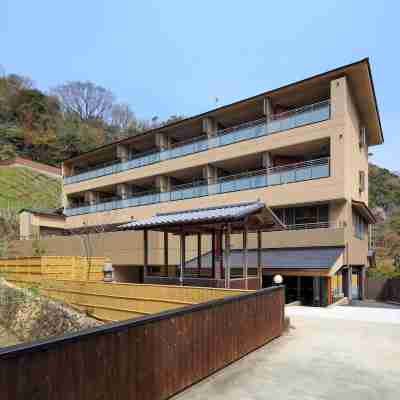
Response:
173,305,400,400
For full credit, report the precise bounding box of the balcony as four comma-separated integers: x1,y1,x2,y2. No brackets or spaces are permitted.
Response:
262,222,345,248
65,157,330,216
64,100,330,185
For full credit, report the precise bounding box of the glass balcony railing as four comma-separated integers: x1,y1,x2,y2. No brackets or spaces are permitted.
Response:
65,157,330,216
64,100,330,185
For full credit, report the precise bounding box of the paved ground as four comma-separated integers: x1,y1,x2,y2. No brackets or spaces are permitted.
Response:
173,305,400,400
341,299,400,309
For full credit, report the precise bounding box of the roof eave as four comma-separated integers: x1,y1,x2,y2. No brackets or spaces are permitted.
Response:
64,58,382,163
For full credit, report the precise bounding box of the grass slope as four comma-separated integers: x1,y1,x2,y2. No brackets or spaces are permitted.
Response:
0,166,61,210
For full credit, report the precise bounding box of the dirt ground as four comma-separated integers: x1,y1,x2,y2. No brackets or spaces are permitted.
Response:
0,324,20,348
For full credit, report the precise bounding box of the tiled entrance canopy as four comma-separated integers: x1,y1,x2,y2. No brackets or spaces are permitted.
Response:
119,201,285,234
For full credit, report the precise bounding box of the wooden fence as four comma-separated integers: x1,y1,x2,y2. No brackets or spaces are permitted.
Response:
40,280,249,321
0,256,107,284
0,286,284,400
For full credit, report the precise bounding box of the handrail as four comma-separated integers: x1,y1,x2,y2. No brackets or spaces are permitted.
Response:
168,134,208,149
65,157,330,216
269,99,329,120
64,100,331,184
216,157,330,183
75,159,120,174
278,220,339,231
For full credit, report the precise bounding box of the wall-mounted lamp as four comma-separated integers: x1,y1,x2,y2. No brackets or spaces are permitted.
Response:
273,274,283,285
103,262,114,282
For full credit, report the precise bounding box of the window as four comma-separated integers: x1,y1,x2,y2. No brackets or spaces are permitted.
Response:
273,204,329,228
353,211,365,239
359,171,365,193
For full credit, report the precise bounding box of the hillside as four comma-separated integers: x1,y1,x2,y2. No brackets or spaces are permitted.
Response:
368,163,400,275
0,166,61,210
369,163,400,213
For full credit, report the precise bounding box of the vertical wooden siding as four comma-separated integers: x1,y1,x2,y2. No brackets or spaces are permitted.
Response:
0,286,284,400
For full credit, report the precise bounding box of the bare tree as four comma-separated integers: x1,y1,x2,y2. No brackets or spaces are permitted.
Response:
111,102,136,130
51,81,114,122
75,222,107,280
0,208,19,258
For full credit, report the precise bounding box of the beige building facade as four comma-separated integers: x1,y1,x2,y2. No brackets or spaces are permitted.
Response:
17,59,383,305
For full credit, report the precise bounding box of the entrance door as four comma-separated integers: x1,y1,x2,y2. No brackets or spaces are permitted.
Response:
351,272,360,300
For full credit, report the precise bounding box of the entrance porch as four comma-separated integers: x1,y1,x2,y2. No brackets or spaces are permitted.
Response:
119,201,285,289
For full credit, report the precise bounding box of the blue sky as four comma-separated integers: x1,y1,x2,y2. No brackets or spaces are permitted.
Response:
1,1,399,171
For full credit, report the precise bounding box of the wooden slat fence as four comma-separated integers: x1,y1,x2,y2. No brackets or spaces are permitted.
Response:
40,280,248,322
0,286,285,400
0,256,107,285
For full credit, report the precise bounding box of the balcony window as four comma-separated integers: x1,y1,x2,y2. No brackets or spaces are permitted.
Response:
273,204,330,230
64,100,331,185
353,211,366,240
65,157,331,216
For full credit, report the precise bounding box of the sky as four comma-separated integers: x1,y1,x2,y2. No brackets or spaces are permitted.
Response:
1,1,399,171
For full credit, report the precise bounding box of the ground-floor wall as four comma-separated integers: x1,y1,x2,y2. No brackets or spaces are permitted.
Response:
11,228,351,266
263,265,367,306
365,277,400,302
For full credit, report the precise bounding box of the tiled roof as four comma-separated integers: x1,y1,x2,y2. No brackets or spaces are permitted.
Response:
119,201,266,230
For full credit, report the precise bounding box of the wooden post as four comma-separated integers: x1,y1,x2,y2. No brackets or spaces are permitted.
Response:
257,230,262,288
215,230,222,280
225,224,231,289
313,277,321,306
360,266,366,300
211,231,216,279
179,234,185,286
297,276,301,302
163,232,169,277
327,277,332,305
197,233,202,277
243,226,248,289
347,265,353,303
143,229,148,282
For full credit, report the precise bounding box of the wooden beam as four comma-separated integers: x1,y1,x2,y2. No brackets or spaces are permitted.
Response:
263,269,330,277
243,226,248,290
